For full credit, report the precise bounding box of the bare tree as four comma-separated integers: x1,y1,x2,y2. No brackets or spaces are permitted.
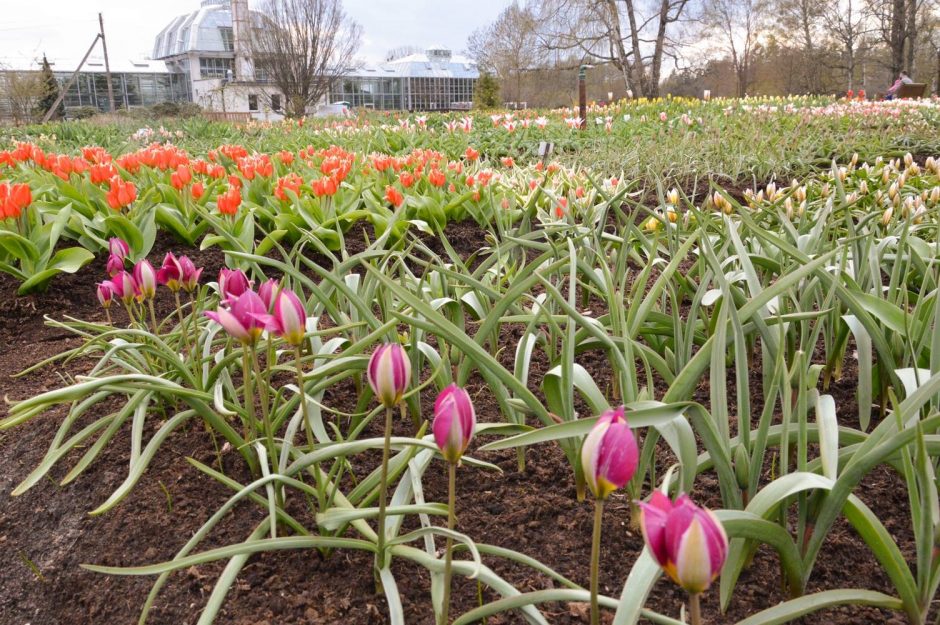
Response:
823,0,874,89
385,46,422,62
767,0,826,91
867,0,931,75
467,2,540,103
702,0,762,97
0,67,45,124
533,0,693,98
251,0,362,117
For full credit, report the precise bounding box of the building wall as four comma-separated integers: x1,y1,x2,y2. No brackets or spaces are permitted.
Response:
192,78,284,121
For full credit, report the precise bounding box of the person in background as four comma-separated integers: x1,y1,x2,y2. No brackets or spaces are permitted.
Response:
885,70,913,100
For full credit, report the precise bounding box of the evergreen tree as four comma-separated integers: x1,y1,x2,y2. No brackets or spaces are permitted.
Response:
473,72,501,109
37,55,64,120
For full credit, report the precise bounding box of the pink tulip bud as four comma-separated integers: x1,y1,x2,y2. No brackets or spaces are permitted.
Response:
580,406,639,500
367,343,411,409
258,278,280,311
178,255,202,292
156,253,183,291
433,384,476,464
219,268,250,304
258,289,307,346
97,281,115,308
133,260,157,300
637,492,728,594
111,270,139,305
205,289,267,344
108,237,130,260
106,253,125,277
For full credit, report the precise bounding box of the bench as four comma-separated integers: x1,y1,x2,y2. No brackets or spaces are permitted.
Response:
896,83,928,99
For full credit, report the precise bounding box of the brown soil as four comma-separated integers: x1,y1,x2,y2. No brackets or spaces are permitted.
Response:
0,222,919,625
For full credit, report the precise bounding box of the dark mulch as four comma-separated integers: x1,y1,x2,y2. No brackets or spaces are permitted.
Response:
0,223,917,625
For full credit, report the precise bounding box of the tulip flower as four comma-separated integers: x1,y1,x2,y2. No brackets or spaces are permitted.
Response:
258,278,280,311
111,271,139,305
178,255,202,292
218,268,251,303
106,176,137,210
204,289,267,345
97,281,115,324
581,406,639,625
638,492,728,598
156,253,183,291
106,253,125,277
433,384,476,465
432,384,476,625
367,342,411,569
259,289,307,346
109,237,130,260
581,406,639,500
367,343,411,410
133,260,157,301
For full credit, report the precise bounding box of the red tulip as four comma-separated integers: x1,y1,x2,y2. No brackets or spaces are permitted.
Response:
106,176,137,210
111,270,139,305
385,185,404,208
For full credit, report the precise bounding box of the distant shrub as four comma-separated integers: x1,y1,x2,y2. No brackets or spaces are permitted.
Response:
68,106,100,120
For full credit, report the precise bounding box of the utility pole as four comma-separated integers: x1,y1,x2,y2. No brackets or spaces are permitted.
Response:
99,13,116,112
578,64,592,130
41,33,102,122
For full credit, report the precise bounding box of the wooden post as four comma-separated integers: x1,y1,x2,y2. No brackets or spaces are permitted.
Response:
99,13,116,112
41,34,101,122
578,65,587,130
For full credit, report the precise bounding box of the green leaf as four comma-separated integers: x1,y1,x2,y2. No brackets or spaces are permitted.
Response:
733,589,902,625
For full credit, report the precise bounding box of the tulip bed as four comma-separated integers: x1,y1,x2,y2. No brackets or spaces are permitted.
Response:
4,98,940,624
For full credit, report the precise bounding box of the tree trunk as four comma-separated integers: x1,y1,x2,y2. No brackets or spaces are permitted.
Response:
904,0,916,74
890,0,906,75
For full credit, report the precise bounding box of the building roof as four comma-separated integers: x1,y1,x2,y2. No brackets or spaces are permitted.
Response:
153,0,246,59
0,54,171,74
346,48,479,80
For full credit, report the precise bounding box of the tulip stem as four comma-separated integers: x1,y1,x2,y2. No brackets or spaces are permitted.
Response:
147,300,159,335
251,346,278,480
441,461,457,625
241,347,259,476
376,406,393,570
590,498,604,625
104,307,112,326
689,593,702,625
295,346,315,450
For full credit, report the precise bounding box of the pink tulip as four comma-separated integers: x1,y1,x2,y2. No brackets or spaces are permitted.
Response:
108,237,130,260
367,343,411,409
133,260,157,300
111,270,139,305
97,281,115,308
433,384,476,464
580,406,639,500
106,253,125,277
205,289,267,344
257,289,307,346
218,268,250,303
258,278,280,311
178,255,202,292
637,492,729,594
156,253,183,291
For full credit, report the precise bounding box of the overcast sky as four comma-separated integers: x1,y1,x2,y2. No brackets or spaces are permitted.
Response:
0,0,510,67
